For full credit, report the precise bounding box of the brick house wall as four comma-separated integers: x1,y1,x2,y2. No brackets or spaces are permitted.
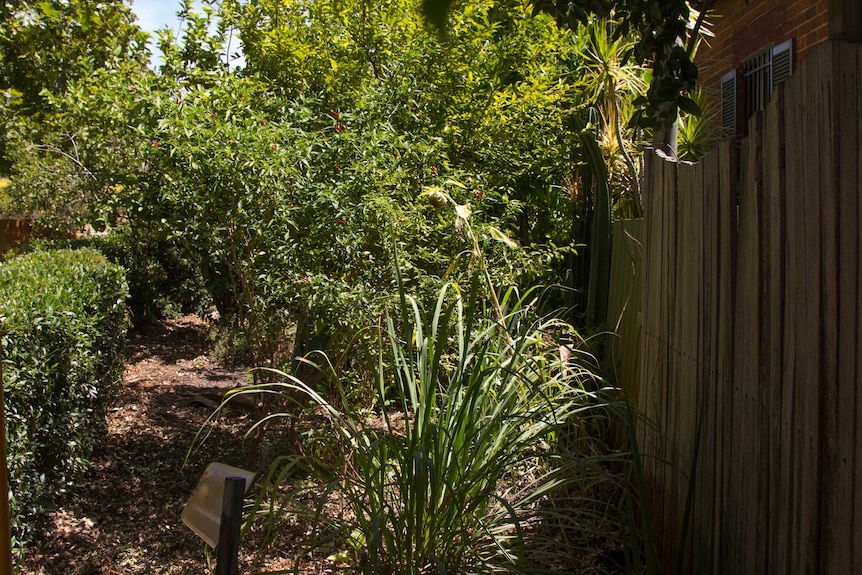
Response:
696,0,830,92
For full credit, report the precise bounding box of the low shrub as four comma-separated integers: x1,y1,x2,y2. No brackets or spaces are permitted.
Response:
28,225,211,324
0,248,128,550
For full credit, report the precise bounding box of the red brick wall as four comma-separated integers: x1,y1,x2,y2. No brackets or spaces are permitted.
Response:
696,0,830,91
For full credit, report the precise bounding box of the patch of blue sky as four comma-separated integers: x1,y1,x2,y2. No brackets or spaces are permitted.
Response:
129,0,244,70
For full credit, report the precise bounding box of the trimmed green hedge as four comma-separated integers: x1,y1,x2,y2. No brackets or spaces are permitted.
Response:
28,225,212,323
0,248,128,549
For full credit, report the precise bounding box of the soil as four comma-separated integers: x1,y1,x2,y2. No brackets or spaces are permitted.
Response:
16,315,310,575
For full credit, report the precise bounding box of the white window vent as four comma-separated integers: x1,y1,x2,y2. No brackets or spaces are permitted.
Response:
719,38,795,139
771,39,795,88
721,70,738,139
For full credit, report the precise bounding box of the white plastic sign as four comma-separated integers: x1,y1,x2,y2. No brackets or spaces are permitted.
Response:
181,462,255,548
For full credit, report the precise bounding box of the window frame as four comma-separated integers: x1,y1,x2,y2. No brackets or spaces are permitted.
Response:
720,38,795,139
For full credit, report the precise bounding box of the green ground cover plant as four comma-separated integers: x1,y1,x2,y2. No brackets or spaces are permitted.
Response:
0,248,128,550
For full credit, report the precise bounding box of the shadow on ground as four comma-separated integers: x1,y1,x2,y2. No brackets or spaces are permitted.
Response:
16,316,280,575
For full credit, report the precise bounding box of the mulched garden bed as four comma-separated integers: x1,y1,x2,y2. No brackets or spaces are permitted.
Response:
16,315,627,575
17,315,320,575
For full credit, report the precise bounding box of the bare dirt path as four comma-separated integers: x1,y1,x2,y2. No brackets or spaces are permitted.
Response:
17,315,279,575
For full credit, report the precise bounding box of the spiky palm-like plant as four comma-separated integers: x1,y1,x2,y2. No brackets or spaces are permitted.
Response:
575,18,648,217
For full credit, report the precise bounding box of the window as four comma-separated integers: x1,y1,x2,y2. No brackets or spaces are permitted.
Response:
721,39,794,138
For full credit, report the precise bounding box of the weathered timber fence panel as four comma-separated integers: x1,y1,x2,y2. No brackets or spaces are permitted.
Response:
0,218,32,258
607,219,644,402
639,41,862,575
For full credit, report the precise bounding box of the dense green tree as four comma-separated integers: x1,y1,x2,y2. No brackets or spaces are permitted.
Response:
0,0,149,171
7,0,653,379
143,0,587,369
221,0,421,108
225,0,587,249
424,0,703,128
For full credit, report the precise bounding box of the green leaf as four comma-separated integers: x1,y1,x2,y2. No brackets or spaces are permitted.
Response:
37,2,60,20
487,226,518,249
677,95,703,117
326,550,352,563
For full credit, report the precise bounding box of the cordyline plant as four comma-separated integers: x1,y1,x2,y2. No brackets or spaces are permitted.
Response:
222,266,627,574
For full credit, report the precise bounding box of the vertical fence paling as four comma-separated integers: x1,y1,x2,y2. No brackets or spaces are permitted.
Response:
824,41,858,575
847,41,862,574
763,77,789,575
0,218,32,257
607,218,644,403
639,41,862,575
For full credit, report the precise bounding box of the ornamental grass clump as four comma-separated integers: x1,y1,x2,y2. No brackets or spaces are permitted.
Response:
239,276,625,574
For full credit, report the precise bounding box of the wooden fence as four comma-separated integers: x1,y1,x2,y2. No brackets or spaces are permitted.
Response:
607,218,644,403
639,41,862,574
0,218,32,258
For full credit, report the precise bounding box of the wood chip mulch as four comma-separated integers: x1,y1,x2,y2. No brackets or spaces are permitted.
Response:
16,315,320,575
